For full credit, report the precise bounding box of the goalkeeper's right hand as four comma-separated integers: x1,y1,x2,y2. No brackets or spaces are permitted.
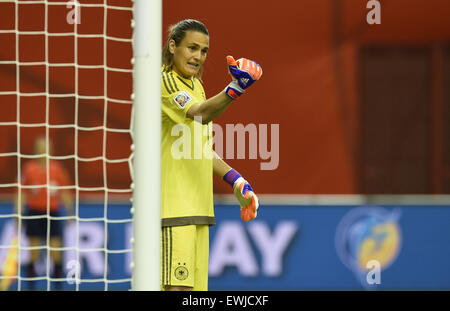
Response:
224,56,263,100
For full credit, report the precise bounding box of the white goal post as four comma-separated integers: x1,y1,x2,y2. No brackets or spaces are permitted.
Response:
0,0,161,291
131,0,161,291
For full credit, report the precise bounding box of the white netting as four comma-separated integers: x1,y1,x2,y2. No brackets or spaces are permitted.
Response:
0,0,134,290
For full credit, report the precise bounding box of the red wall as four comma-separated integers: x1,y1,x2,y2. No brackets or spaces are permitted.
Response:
1,0,449,196
0,1,134,196
163,0,450,194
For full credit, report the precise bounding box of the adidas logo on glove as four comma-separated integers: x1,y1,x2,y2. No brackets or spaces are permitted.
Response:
240,78,250,86
225,55,263,100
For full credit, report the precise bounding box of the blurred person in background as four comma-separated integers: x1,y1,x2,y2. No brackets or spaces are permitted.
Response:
14,136,74,290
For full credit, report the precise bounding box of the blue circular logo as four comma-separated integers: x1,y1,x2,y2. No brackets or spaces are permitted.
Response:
335,207,402,285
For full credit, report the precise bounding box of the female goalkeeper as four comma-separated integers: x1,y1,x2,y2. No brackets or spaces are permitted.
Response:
160,19,262,291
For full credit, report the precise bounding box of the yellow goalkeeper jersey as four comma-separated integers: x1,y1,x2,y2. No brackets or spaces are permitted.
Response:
160,67,214,227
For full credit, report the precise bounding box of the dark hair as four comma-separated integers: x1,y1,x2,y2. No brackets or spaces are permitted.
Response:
162,19,209,80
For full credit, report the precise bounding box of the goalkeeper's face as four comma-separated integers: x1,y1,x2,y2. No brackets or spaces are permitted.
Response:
170,31,209,79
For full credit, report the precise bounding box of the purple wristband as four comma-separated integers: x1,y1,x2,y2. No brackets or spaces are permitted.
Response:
223,169,241,187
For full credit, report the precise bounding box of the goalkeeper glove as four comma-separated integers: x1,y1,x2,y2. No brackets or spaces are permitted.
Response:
223,169,259,222
224,56,263,100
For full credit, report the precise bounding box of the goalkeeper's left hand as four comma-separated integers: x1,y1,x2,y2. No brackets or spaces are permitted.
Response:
223,169,259,222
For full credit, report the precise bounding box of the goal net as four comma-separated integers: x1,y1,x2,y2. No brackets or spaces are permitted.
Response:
0,0,145,290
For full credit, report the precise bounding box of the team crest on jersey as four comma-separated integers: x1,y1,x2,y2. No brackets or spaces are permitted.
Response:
173,91,192,109
174,263,189,281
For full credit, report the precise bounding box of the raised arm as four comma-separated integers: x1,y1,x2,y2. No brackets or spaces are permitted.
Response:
186,91,233,124
186,56,263,124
